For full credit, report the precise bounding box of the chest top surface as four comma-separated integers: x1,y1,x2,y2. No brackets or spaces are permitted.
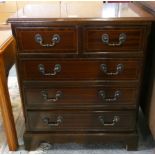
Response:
8,2,154,23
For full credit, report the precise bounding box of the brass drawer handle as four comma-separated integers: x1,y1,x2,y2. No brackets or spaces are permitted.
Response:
35,33,60,47
38,64,61,76
102,33,126,46
99,116,120,126
43,116,63,127
100,64,124,75
99,90,121,102
41,90,62,102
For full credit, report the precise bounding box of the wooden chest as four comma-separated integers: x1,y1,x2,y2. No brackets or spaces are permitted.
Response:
8,2,154,150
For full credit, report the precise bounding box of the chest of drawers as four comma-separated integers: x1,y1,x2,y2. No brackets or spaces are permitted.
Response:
9,2,154,151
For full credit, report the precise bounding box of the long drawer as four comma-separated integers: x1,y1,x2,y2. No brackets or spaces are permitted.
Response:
26,110,136,132
20,59,143,81
24,86,138,108
83,27,146,52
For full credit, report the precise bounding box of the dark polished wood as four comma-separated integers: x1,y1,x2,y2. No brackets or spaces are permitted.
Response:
8,1,155,151
24,86,139,108
15,27,78,53
83,26,146,52
20,59,143,81
26,110,136,132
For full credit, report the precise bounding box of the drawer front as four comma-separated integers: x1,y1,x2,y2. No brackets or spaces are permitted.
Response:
27,110,136,132
24,86,138,108
20,59,143,81
83,27,145,52
15,27,77,53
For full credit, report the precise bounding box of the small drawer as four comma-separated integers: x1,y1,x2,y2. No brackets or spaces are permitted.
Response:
27,110,136,132
83,27,146,53
15,27,77,53
20,59,143,81
24,86,138,108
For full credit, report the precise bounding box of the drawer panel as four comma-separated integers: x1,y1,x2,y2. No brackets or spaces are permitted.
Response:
24,86,138,108
15,27,77,53
20,59,143,81
27,110,136,132
83,27,145,52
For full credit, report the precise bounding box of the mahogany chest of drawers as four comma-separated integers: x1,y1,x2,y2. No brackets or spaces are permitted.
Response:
9,2,154,151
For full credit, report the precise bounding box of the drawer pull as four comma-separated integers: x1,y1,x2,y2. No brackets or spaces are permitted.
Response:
38,64,61,76
41,90,62,102
100,64,124,75
43,116,63,127
99,116,120,126
35,33,60,47
99,90,121,102
102,33,126,46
